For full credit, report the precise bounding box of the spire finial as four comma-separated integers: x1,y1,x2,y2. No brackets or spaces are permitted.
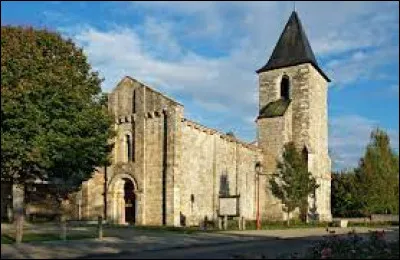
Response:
293,1,296,12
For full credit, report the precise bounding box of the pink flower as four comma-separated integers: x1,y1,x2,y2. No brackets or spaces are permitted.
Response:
376,230,385,240
321,248,332,258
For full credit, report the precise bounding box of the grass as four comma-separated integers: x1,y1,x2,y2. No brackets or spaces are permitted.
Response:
232,220,329,230
347,221,399,228
1,234,14,244
1,233,96,244
77,219,398,233
108,220,330,233
105,224,202,234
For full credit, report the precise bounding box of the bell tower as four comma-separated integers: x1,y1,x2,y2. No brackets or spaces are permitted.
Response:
256,11,332,221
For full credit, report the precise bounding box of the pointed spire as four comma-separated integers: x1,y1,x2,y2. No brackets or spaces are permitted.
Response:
256,11,330,82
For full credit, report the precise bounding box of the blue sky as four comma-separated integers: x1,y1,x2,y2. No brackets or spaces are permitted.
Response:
2,1,399,170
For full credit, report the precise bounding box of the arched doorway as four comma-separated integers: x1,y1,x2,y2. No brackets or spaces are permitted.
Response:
123,179,136,224
108,174,138,225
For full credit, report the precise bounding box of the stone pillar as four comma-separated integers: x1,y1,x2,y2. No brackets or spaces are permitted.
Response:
173,187,181,227
7,205,13,223
223,215,228,230
60,215,67,241
15,214,23,244
77,190,82,221
12,184,24,220
135,191,143,225
218,217,223,230
107,192,114,223
118,193,125,224
97,216,103,240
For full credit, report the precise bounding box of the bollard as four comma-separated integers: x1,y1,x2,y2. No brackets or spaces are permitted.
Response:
242,217,246,230
60,215,67,241
98,215,103,240
238,217,242,230
15,213,23,244
223,215,228,230
218,217,223,230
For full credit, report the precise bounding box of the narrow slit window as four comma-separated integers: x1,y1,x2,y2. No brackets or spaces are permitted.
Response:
126,135,132,161
281,76,290,100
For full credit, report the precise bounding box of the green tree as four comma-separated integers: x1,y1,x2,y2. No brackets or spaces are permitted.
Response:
331,170,364,217
356,128,399,215
269,142,319,225
1,26,114,216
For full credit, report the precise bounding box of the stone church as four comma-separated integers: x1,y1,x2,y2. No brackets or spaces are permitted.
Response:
1,11,332,226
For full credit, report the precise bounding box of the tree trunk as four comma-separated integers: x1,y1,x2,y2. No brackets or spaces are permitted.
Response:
13,184,25,244
287,212,290,226
59,199,68,241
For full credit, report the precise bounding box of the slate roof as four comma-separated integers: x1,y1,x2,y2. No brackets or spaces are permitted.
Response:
256,11,330,82
258,99,291,119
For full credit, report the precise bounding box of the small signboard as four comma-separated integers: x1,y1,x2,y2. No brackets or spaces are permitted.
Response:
218,195,239,217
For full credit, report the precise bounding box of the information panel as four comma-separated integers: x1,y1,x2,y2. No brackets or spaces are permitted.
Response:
219,196,239,216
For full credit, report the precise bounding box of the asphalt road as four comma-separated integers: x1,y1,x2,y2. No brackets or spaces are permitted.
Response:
78,237,316,259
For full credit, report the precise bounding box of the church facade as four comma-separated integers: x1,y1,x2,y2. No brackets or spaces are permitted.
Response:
2,11,332,226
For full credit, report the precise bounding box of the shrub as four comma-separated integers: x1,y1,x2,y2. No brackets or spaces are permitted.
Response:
276,230,399,259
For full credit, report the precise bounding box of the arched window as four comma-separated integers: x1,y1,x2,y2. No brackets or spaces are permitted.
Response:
126,135,132,161
280,75,290,100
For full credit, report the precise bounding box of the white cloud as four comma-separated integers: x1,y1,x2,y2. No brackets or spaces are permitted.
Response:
69,24,259,124
326,46,399,87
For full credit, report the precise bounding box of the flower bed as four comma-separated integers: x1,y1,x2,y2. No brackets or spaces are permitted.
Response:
279,230,399,259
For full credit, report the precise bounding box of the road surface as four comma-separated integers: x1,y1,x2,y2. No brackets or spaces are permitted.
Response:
78,237,318,259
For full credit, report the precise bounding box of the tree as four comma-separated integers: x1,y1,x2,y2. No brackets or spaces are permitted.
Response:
1,26,114,220
269,142,319,225
331,170,364,217
356,128,399,215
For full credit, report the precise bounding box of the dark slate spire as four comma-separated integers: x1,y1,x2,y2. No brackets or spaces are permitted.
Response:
256,11,330,82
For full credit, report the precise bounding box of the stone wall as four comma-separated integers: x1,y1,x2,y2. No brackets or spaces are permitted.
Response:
257,107,293,220
307,65,332,221
81,76,184,225
179,119,261,225
257,63,332,222
144,114,164,225
38,62,332,226
81,171,105,220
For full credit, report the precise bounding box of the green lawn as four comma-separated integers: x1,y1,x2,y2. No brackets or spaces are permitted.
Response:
347,221,399,227
105,221,329,233
1,234,14,244
105,224,201,234
94,219,398,233
1,233,96,244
